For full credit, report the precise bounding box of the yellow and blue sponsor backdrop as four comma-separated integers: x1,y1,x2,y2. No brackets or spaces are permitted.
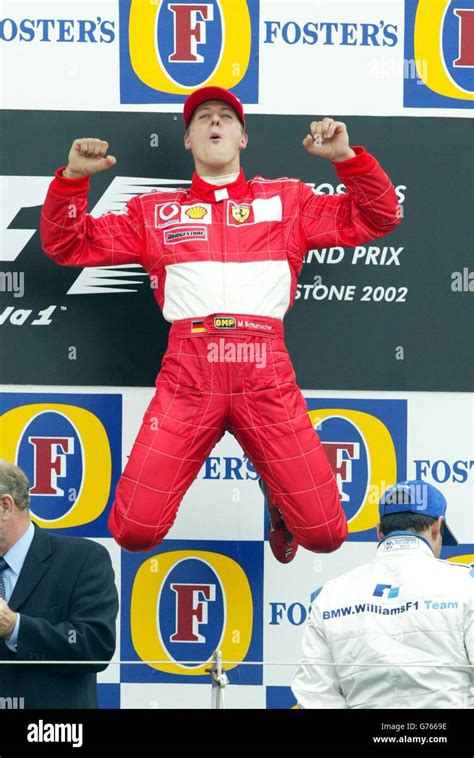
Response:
119,0,260,104
120,540,263,685
97,684,121,709
1,391,471,708
304,398,407,541
404,0,474,108
0,393,122,536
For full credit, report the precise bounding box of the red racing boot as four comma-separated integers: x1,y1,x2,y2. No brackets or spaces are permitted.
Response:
259,478,298,564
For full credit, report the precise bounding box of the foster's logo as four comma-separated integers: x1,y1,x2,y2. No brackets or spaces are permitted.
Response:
0,394,121,534
120,0,259,103
128,548,260,679
404,0,474,108
306,399,407,539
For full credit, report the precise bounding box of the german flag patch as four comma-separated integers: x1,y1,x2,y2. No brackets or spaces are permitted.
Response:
191,320,206,333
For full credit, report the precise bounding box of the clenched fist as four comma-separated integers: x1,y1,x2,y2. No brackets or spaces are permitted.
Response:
302,118,356,163
0,598,17,639
63,138,117,179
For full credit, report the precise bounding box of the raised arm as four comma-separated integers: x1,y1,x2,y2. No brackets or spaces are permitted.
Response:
41,138,144,267
293,118,401,251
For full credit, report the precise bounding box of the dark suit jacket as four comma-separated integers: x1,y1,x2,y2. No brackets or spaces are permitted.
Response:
0,523,118,709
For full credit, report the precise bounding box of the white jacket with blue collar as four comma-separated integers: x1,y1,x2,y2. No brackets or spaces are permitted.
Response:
292,532,473,709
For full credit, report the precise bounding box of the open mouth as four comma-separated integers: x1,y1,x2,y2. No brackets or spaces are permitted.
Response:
210,133,222,142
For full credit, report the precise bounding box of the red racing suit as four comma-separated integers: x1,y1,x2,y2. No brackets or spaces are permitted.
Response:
41,146,401,552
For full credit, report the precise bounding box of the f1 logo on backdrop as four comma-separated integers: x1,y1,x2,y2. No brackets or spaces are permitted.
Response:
404,0,474,108
307,399,407,541
121,542,263,684
0,393,121,535
119,0,259,103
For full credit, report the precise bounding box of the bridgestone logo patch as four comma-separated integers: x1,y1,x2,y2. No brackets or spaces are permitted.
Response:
165,226,207,244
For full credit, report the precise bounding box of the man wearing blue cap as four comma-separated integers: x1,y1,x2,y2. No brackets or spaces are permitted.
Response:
292,480,473,709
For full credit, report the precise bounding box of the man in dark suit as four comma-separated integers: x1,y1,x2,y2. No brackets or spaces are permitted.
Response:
0,459,119,709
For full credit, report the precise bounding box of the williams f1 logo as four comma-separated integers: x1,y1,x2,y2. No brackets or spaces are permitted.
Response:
373,584,400,598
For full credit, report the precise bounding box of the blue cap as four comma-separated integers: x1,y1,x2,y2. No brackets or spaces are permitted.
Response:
379,480,458,546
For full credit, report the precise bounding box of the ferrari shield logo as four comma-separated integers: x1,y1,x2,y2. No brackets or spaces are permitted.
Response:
232,205,251,223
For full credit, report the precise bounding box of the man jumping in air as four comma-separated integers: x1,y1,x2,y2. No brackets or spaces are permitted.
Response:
41,87,401,562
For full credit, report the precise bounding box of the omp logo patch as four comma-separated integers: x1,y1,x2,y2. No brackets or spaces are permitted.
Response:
213,316,236,329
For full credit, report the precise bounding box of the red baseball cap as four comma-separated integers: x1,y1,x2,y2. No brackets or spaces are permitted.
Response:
183,86,245,128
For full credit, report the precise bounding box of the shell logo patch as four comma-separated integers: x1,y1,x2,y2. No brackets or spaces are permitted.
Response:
186,206,208,220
